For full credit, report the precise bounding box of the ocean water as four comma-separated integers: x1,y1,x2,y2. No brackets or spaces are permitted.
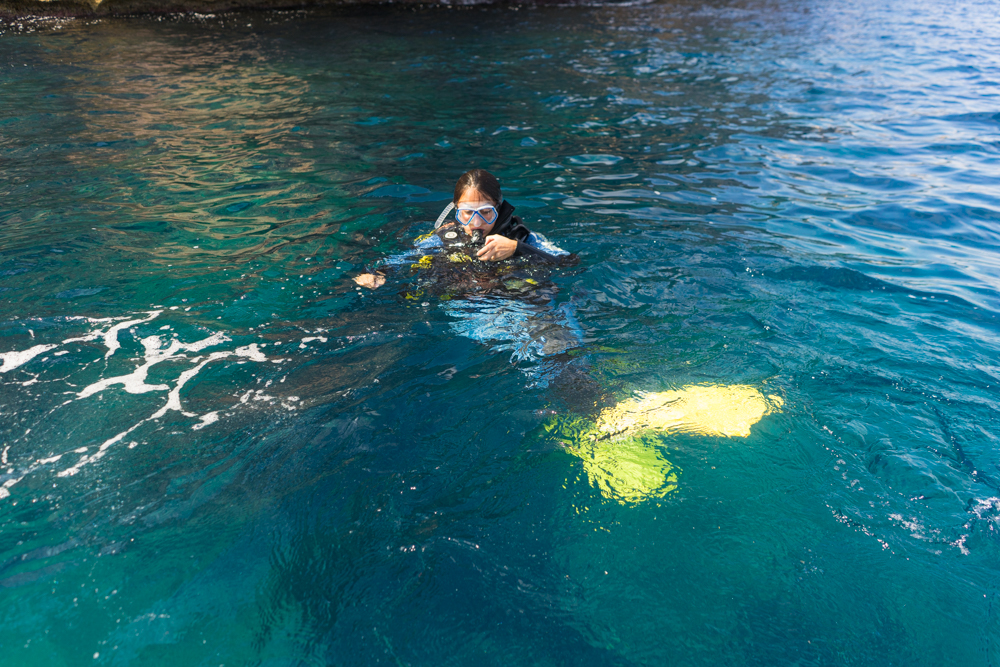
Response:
2,0,1000,664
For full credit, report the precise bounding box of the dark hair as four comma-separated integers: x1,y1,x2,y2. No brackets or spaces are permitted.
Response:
453,169,502,205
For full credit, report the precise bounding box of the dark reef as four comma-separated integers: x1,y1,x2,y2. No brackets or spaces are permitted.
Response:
0,0,491,18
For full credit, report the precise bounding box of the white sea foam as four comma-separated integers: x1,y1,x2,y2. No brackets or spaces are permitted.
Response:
0,475,23,499
1,312,162,383
0,344,57,373
60,311,161,353
2,311,285,492
150,350,231,420
969,497,1000,519
234,343,267,362
58,339,274,477
76,333,231,400
299,336,328,349
100,312,161,359
77,337,172,399
59,425,143,477
192,412,219,431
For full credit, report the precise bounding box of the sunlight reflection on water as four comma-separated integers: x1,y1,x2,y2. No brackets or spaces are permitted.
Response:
2,0,1000,663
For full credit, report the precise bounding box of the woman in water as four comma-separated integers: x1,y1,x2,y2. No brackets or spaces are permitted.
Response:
352,168,579,385
354,169,568,290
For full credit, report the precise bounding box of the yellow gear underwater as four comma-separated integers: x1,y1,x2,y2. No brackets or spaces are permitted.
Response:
411,255,434,270
549,384,783,505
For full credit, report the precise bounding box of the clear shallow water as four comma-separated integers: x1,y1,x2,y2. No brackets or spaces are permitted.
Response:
2,0,1000,663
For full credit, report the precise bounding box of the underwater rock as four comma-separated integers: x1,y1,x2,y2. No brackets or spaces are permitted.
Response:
0,0,497,17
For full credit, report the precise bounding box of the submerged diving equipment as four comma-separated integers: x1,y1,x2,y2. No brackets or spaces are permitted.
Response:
555,384,784,504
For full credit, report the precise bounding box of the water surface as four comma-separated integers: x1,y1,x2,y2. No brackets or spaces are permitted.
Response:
2,0,1000,664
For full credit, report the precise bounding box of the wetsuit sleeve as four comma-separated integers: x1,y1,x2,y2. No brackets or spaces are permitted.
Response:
513,231,574,263
514,239,565,262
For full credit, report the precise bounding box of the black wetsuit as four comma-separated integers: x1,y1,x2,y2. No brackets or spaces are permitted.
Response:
368,202,586,387
384,201,575,300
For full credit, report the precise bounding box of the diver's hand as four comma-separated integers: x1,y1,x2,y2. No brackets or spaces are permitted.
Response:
354,273,385,289
477,235,517,261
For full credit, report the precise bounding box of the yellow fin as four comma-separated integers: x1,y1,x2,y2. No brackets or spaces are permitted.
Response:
595,384,782,439
568,434,678,505
554,384,783,504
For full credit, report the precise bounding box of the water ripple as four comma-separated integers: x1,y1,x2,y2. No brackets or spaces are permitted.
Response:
4,0,1000,663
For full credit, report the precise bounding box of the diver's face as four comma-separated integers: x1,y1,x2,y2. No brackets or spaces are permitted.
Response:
456,189,498,235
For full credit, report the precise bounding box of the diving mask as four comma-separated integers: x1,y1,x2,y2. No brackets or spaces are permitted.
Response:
456,204,499,226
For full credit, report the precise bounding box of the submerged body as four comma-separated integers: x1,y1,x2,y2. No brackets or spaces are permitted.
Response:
352,170,582,382
357,170,784,505
383,211,583,384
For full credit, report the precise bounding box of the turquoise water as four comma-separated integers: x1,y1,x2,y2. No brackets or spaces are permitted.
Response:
3,0,1000,663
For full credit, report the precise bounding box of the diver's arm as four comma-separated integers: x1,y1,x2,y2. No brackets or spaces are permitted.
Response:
514,239,565,263
515,231,575,264
354,233,443,288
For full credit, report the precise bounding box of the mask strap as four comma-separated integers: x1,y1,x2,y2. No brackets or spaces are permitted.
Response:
434,203,455,229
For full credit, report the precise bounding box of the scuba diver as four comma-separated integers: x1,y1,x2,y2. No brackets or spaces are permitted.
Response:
353,169,784,505
354,169,582,385
354,168,571,289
